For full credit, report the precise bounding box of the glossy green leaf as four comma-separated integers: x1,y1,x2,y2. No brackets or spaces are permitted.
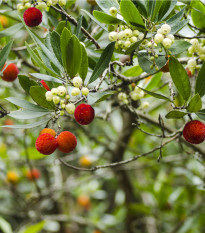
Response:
0,23,23,38
187,94,202,113
169,56,191,101
120,0,145,27
0,40,13,70
76,15,83,38
6,97,48,112
79,44,88,81
145,72,163,91
125,40,142,55
18,75,38,94
30,73,64,84
88,42,115,84
8,109,50,120
1,118,49,129
158,0,177,21
170,19,189,34
195,62,205,97
56,20,71,34
93,10,121,25
88,91,115,105
51,31,63,65
167,7,185,27
29,86,55,110
169,40,191,55
138,86,171,102
191,1,205,29
165,110,187,119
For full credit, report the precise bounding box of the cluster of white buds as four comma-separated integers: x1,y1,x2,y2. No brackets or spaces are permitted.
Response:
71,76,89,97
130,87,144,101
45,86,76,116
139,101,150,110
17,0,66,12
118,92,128,104
187,58,197,74
154,24,174,49
108,21,144,50
109,7,118,17
187,38,205,61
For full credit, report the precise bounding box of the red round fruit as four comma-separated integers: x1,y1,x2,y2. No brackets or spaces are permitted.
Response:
23,7,42,27
186,67,192,78
57,131,77,153
74,104,95,125
26,168,41,180
183,120,205,144
35,133,57,155
1,63,19,82
40,80,50,91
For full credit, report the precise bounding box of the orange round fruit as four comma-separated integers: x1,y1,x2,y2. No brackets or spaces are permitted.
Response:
35,133,57,155
77,194,91,210
57,131,77,153
26,168,41,180
0,16,8,28
6,171,19,184
79,156,92,167
39,128,56,137
1,63,19,82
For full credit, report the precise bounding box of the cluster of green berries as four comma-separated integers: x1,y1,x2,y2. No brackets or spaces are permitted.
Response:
154,24,174,49
17,0,66,12
45,77,89,116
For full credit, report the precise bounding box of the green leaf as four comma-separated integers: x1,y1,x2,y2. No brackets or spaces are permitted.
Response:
79,44,88,81
166,7,185,27
81,9,108,31
138,86,171,102
30,73,64,84
125,40,142,55
169,40,191,55
60,28,72,73
95,0,119,14
0,217,12,233
145,72,163,91
51,31,63,65
18,75,38,94
6,97,48,112
88,42,115,84
0,23,23,38
88,91,115,105
65,35,82,78
191,1,205,29
20,221,45,233
170,19,189,34
0,40,13,70
169,56,191,101
195,62,205,97
29,86,55,110
122,65,143,77
196,109,205,120
187,94,202,113
25,42,59,77
56,21,71,34
158,0,177,21
76,15,83,38
21,147,46,160
1,118,49,129
151,0,163,22
165,110,187,119
120,0,145,27
8,109,50,120
93,11,122,25
138,52,167,74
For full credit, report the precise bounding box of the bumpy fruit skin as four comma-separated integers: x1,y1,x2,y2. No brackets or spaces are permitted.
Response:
35,133,57,155
57,131,77,153
6,171,19,184
23,7,42,27
183,120,205,144
39,128,56,137
26,168,41,180
74,104,95,125
40,80,50,91
1,63,19,82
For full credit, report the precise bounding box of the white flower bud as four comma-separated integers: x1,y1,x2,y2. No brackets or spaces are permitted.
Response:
124,29,132,38
190,39,199,48
188,46,194,54
141,101,149,109
118,31,126,40
46,0,53,6
57,86,66,96
187,58,197,69
124,40,131,48
130,91,139,101
154,33,164,44
36,2,47,10
133,30,139,37
161,24,171,35
138,33,144,40
71,87,80,96
58,0,66,6
162,38,172,48
81,87,89,96
53,96,60,105
118,92,127,101
51,88,58,95
45,91,53,101
24,3,31,8
66,94,70,100
17,3,24,11
109,7,117,16
130,36,138,43
61,104,66,109
200,54,205,60
73,77,83,88
157,29,162,34
109,31,118,41
65,103,75,114
147,42,152,47
166,34,175,43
